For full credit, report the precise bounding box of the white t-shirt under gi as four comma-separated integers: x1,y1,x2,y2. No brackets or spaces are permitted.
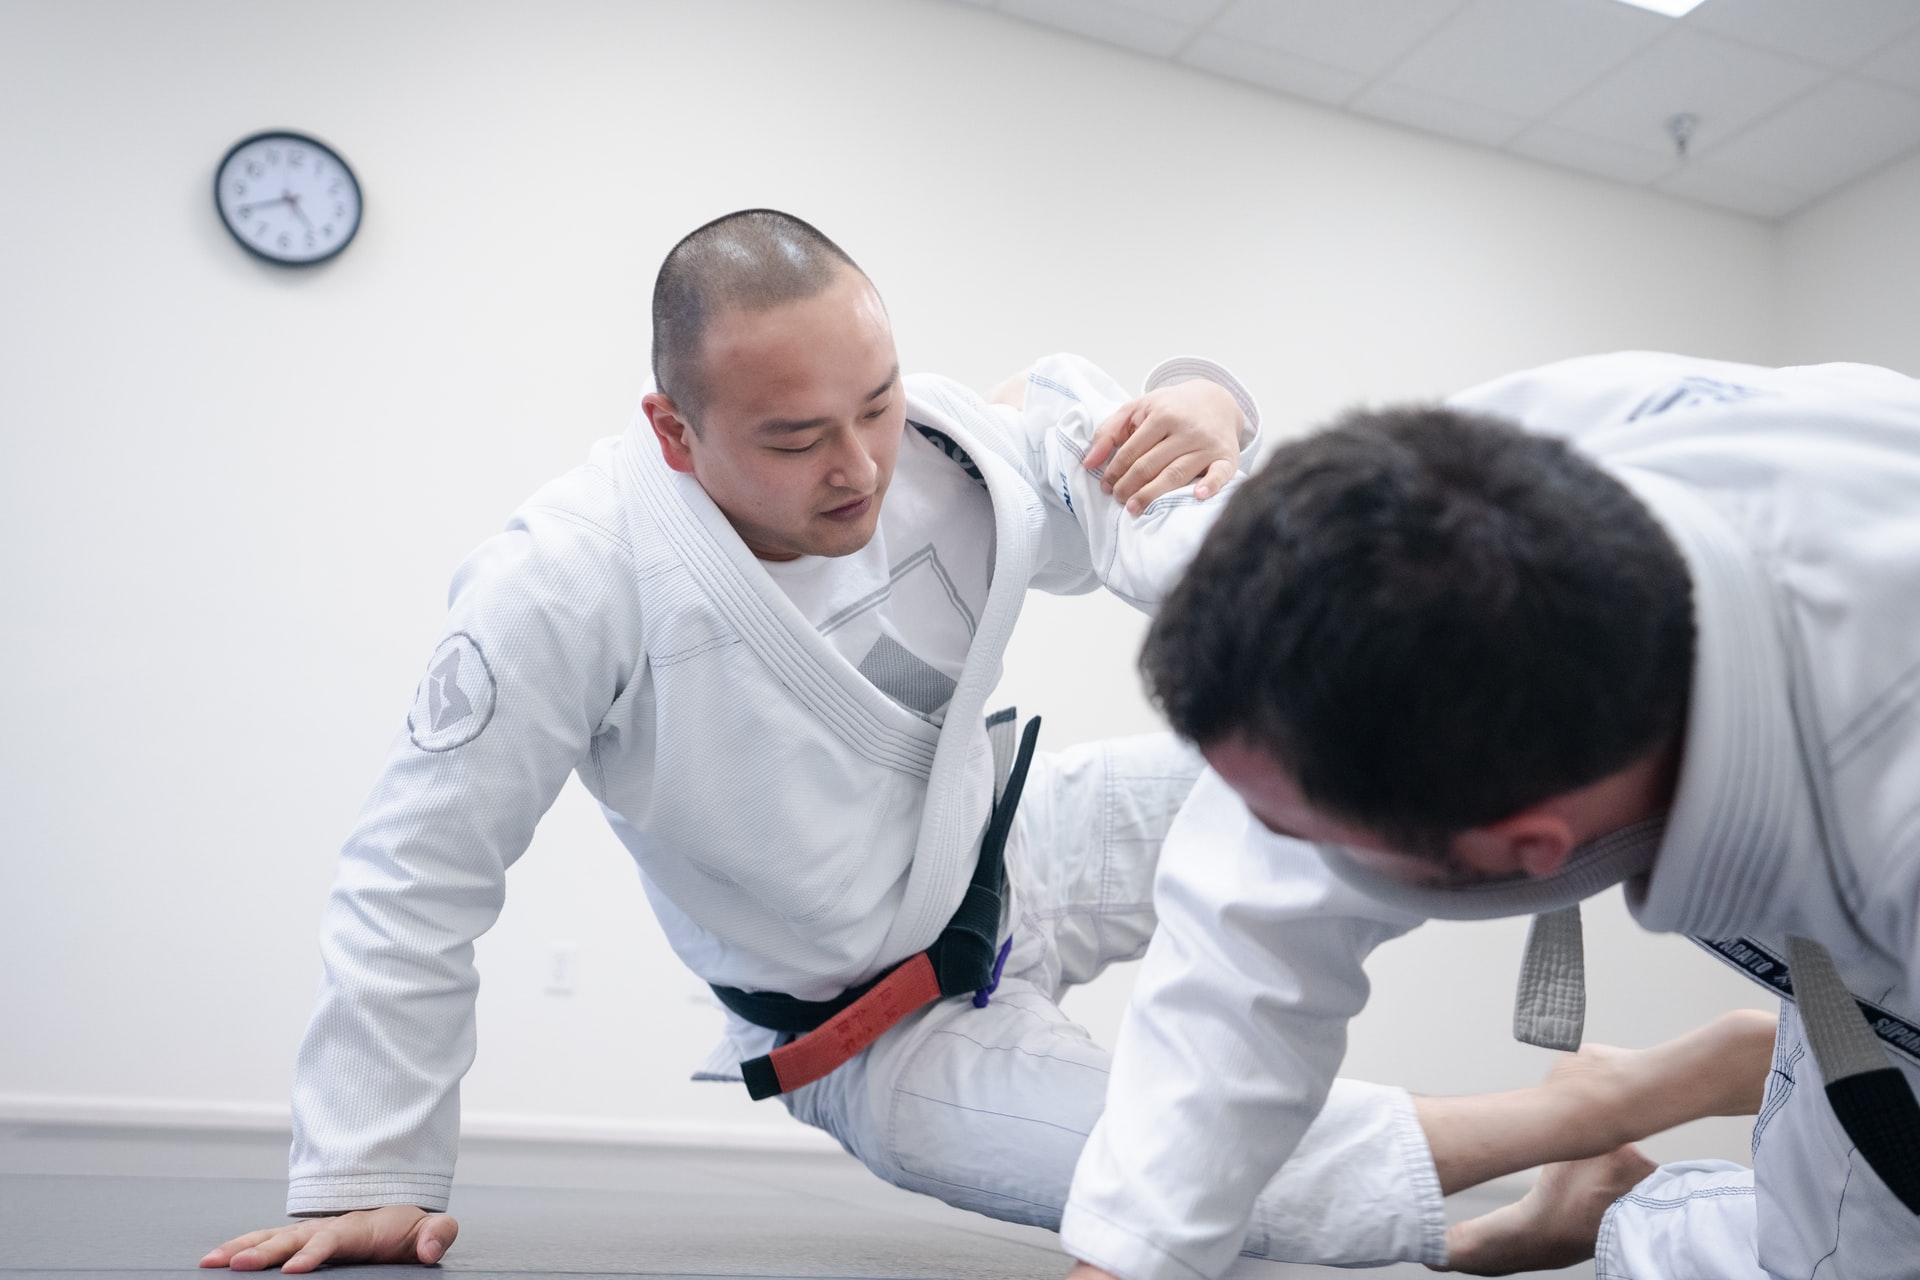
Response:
760,428,992,725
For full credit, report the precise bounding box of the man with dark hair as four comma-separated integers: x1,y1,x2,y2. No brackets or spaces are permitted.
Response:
1061,352,1920,1280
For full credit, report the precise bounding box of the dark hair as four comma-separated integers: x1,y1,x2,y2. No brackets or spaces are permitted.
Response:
650,209,864,422
1141,404,1694,853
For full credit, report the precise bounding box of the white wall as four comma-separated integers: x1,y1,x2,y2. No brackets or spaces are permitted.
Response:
1779,146,1920,375
2,0,1781,1166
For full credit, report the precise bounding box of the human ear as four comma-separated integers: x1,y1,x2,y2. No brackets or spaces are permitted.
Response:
643,392,698,475
1451,811,1577,879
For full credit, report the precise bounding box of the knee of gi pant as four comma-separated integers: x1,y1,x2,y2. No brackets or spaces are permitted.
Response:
865,978,1113,1229
1595,1160,1760,1280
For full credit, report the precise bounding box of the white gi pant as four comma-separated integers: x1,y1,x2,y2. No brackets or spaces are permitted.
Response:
1598,1002,1918,1280
782,734,1447,1267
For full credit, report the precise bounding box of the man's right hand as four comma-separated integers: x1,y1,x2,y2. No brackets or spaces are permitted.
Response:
199,1205,459,1273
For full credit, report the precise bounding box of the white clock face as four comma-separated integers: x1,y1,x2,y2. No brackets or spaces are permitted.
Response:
214,132,362,266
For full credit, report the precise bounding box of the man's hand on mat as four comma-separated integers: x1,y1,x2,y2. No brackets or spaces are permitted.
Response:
1086,379,1244,514
199,1205,459,1273
1065,1263,1124,1280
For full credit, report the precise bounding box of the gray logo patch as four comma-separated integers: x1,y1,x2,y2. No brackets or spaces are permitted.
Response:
408,632,496,752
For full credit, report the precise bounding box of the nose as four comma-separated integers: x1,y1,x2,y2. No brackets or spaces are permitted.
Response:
826,429,878,492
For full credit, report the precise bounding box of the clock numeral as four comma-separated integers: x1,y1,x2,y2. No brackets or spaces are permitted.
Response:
289,149,305,166
254,222,268,238
334,202,347,217
327,181,342,195
321,223,334,237
246,161,263,178
304,231,316,248
265,147,281,165
277,232,291,249
232,181,247,197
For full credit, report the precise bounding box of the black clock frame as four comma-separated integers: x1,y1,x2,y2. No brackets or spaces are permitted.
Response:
213,129,363,267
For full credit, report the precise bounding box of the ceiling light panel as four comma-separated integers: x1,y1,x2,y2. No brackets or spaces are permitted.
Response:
1612,0,1707,16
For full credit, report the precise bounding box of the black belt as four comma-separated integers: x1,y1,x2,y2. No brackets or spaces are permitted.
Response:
712,713,1038,1100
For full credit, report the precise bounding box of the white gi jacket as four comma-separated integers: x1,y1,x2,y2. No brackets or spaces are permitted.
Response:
287,354,1260,1216
1062,352,1920,1280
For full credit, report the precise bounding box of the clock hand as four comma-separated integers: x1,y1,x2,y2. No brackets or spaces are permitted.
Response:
285,193,315,232
238,194,294,219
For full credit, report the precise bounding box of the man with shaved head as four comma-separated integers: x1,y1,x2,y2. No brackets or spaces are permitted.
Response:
203,214,1772,1275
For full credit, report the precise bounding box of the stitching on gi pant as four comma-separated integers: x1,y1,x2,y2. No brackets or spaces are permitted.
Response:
924,1026,1111,1077
1752,1038,1803,1152
1619,1184,1756,1209
894,1166,1067,1216
892,1087,1096,1137
1030,903,1156,920
1809,1159,1854,1279
884,1006,957,1188
1593,1199,1624,1280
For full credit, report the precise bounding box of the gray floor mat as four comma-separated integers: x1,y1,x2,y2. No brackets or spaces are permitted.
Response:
0,1124,1589,1279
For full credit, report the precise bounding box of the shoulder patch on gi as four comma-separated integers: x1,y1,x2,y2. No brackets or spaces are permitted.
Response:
408,632,497,752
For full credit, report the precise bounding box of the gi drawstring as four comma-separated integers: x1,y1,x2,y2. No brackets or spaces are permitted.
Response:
973,936,1013,1009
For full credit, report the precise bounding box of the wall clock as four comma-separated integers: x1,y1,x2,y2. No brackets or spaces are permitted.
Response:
214,130,362,266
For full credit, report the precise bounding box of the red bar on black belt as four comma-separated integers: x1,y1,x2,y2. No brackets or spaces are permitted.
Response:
740,952,945,1101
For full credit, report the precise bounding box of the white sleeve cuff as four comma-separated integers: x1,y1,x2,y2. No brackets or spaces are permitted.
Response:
287,1172,452,1217
1143,356,1262,467
1061,1201,1217,1280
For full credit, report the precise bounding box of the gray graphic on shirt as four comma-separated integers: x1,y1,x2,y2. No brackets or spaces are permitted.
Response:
408,632,497,752
858,634,958,718
818,546,976,639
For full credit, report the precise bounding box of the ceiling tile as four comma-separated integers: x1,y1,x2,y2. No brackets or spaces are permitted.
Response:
1701,76,1920,195
1179,32,1371,105
1206,0,1467,78
1654,162,1810,218
1549,27,1828,157
1084,0,1228,21
1384,0,1670,118
998,0,1196,58
1508,122,1681,184
1349,81,1529,146
1686,0,1920,71
1856,27,1920,93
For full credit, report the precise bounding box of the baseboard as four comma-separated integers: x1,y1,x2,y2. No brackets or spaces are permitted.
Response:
0,1093,838,1154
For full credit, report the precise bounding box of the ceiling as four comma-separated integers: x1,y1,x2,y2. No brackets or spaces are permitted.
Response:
945,0,1920,219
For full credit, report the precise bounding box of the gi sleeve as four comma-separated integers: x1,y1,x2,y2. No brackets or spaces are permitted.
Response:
286,496,643,1216
1060,771,1422,1280
1011,353,1261,610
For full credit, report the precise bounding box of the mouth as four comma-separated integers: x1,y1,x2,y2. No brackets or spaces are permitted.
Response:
821,495,874,522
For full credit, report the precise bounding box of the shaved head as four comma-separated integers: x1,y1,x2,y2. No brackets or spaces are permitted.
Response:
651,209,867,422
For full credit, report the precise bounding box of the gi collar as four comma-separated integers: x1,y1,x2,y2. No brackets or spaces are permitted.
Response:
1614,466,1815,942
1314,818,1662,921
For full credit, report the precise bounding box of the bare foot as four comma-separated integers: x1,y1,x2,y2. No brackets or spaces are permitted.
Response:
1543,1008,1776,1149
1439,1145,1658,1275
